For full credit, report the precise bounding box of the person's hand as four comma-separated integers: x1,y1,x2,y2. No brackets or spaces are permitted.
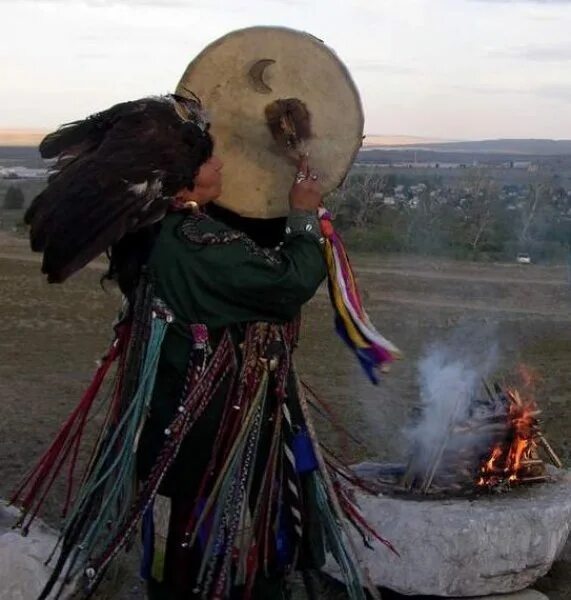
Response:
289,155,322,212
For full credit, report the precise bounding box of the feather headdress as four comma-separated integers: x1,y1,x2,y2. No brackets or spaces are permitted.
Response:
26,95,212,283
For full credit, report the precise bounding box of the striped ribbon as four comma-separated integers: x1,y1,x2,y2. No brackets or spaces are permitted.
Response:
319,207,401,384
281,401,304,547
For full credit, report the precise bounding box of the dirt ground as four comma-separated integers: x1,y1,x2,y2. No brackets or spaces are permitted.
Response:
1,232,570,599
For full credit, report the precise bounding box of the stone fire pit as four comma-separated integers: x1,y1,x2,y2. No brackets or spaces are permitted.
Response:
323,465,571,597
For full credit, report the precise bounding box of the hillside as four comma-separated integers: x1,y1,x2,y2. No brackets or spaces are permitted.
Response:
0,146,43,168
1,138,570,173
368,139,571,156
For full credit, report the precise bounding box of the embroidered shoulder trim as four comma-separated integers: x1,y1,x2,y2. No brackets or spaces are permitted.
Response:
180,214,282,266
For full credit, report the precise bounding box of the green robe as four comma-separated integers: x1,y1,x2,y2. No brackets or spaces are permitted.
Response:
135,210,327,599
137,210,326,494
150,211,326,329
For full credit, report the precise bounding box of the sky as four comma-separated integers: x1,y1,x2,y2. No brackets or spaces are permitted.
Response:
1,0,571,139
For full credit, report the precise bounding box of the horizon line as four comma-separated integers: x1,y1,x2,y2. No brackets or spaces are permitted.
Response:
1,129,570,147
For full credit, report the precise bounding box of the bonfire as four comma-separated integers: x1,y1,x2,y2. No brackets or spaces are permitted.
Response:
401,367,563,495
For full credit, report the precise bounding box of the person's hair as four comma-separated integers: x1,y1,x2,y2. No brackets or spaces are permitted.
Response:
103,124,214,300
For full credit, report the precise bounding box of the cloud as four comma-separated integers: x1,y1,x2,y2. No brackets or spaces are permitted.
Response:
491,44,571,61
0,0,189,4
0,0,203,4
534,84,571,102
450,84,527,96
89,0,186,4
0,0,304,4
75,52,111,59
470,0,571,4
450,83,571,103
349,60,416,75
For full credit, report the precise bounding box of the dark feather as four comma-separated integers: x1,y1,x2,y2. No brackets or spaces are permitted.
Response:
26,96,213,283
265,98,312,152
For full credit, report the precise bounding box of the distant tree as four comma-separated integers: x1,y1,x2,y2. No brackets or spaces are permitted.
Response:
518,179,552,245
3,185,25,210
458,171,498,253
404,184,445,253
334,171,391,228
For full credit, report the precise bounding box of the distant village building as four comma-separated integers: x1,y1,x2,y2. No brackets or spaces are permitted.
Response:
0,166,48,179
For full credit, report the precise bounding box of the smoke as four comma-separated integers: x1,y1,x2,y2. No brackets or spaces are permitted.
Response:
404,325,500,484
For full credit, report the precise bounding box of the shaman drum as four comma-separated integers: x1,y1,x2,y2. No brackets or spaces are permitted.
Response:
176,26,364,219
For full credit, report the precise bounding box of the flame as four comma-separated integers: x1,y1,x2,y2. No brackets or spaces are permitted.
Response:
477,379,542,488
487,446,502,471
517,364,541,389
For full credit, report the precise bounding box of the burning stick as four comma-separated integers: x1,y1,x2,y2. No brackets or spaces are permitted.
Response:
420,393,466,493
538,434,563,469
483,379,499,404
520,459,544,467
519,475,550,484
507,388,523,407
401,448,420,491
453,422,507,435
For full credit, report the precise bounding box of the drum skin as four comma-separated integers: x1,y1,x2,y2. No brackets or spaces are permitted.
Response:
176,26,364,219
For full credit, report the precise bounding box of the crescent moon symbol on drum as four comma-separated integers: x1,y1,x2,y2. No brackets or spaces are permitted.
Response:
248,59,275,94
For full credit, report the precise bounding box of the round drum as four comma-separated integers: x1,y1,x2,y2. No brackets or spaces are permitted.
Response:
176,26,364,219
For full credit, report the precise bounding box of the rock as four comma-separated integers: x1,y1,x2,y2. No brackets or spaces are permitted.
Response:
456,592,549,600
0,503,75,600
323,467,571,597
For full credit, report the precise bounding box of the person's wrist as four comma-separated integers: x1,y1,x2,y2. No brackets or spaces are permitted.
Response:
289,206,317,215
285,209,322,242
289,200,318,212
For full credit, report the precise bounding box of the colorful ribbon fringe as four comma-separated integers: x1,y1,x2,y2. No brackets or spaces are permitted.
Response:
319,207,401,384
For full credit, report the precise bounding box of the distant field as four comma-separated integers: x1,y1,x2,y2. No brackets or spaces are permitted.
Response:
0,145,44,168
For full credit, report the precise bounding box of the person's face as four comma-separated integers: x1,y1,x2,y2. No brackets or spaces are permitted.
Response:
190,155,223,204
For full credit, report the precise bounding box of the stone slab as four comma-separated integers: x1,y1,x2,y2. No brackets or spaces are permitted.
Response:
0,503,75,600
458,592,548,600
